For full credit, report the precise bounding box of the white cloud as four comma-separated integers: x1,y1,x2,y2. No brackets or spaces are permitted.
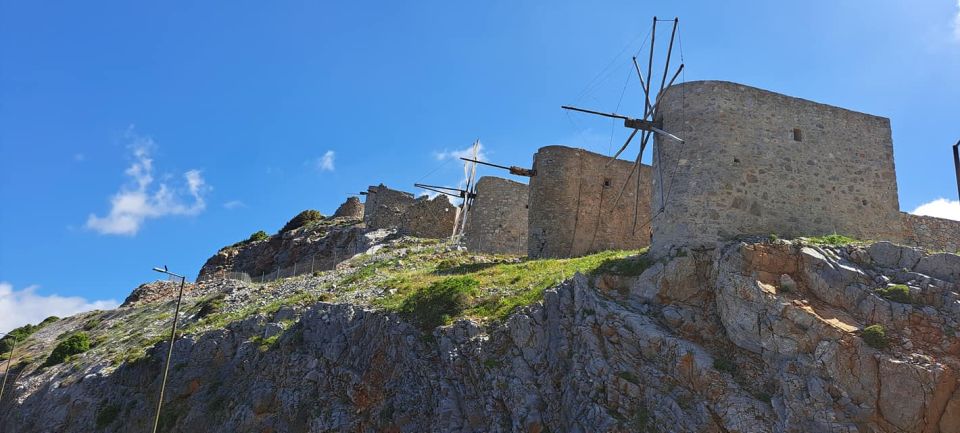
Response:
85,130,210,236
223,200,246,210
911,198,960,221
0,282,118,334
433,142,488,162
954,0,960,41
316,150,335,172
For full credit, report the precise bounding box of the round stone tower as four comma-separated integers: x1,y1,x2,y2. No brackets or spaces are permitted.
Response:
651,80,904,255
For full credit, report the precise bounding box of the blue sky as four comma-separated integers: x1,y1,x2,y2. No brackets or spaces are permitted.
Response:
1,1,959,332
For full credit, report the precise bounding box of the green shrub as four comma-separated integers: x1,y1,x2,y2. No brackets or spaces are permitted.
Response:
399,277,479,330
43,332,91,367
862,325,887,349
876,284,912,304
248,230,269,242
95,402,121,428
0,316,59,353
197,295,226,319
712,357,737,373
806,233,859,246
279,209,324,233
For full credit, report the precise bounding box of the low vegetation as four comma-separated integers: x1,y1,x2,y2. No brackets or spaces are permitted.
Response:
374,247,650,326
279,209,324,233
398,276,479,330
804,234,860,246
876,284,912,304
0,316,59,353
44,332,91,367
248,230,269,242
862,324,888,349
95,402,121,428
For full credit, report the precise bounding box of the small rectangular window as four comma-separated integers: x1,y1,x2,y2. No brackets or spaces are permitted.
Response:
603,178,612,187
793,128,803,142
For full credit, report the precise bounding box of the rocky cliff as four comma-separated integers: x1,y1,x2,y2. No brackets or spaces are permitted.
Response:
1,236,958,432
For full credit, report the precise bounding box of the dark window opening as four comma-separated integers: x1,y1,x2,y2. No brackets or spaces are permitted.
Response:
603,178,612,187
793,128,803,142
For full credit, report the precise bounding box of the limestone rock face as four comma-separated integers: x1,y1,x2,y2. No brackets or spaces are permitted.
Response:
4,240,959,432
196,221,380,282
121,280,197,307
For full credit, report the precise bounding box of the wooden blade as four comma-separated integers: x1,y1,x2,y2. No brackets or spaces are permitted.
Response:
608,128,639,163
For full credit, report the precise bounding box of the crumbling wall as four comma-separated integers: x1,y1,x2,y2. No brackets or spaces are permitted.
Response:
333,196,364,220
653,80,904,255
528,145,653,258
901,213,960,253
400,195,459,239
463,176,528,254
363,184,415,230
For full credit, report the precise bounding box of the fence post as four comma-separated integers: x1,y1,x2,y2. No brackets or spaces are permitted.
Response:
293,262,298,276
275,268,280,281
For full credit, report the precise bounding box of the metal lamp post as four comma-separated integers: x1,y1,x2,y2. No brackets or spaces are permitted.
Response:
150,266,187,433
953,140,959,201
0,331,16,404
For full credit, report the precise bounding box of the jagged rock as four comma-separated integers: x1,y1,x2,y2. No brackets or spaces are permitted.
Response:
333,196,364,220
121,280,196,307
3,239,959,432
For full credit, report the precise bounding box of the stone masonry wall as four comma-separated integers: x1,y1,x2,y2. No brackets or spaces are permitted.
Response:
652,80,904,255
400,195,459,239
333,196,364,220
901,213,960,253
463,176,528,254
528,145,653,258
363,184,415,230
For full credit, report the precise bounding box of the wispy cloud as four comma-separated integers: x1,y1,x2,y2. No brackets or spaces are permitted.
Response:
0,282,118,334
433,142,488,162
223,200,246,210
316,150,335,172
85,129,210,236
911,198,960,221
954,0,960,41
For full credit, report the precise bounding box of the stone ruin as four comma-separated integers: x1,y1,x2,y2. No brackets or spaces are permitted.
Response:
653,80,960,255
527,145,653,258
332,196,364,220
463,176,529,254
341,81,958,259
362,184,459,239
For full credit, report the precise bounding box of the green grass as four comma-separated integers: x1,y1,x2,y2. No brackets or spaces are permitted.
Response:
0,316,59,353
375,248,649,326
804,234,860,246
862,324,888,349
397,276,480,330
876,284,912,304
43,332,91,367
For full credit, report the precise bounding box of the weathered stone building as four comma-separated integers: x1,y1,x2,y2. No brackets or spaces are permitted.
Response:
528,145,653,258
402,195,459,239
333,196,364,220
653,80,960,254
361,184,459,240
463,176,528,254
363,184,416,230
652,80,902,253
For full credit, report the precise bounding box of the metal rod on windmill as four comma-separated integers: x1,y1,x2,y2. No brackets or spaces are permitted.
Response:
457,157,536,177
413,183,475,200
953,139,960,201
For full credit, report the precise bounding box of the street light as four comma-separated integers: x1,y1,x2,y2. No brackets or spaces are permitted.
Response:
150,266,186,433
0,331,16,405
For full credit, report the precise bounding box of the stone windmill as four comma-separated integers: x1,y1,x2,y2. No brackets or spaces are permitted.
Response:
562,16,687,233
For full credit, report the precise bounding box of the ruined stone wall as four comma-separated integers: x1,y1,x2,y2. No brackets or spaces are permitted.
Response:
333,196,364,220
528,145,653,258
653,80,904,255
901,213,960,253
463,176,528,254
400,195,459,239
363,184,415,230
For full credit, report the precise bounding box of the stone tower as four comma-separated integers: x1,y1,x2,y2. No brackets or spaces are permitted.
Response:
651,80,904,254
463,176,529,254
527,145,653,258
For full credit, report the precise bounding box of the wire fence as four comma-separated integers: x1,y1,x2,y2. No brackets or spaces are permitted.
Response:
202,244,362,285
